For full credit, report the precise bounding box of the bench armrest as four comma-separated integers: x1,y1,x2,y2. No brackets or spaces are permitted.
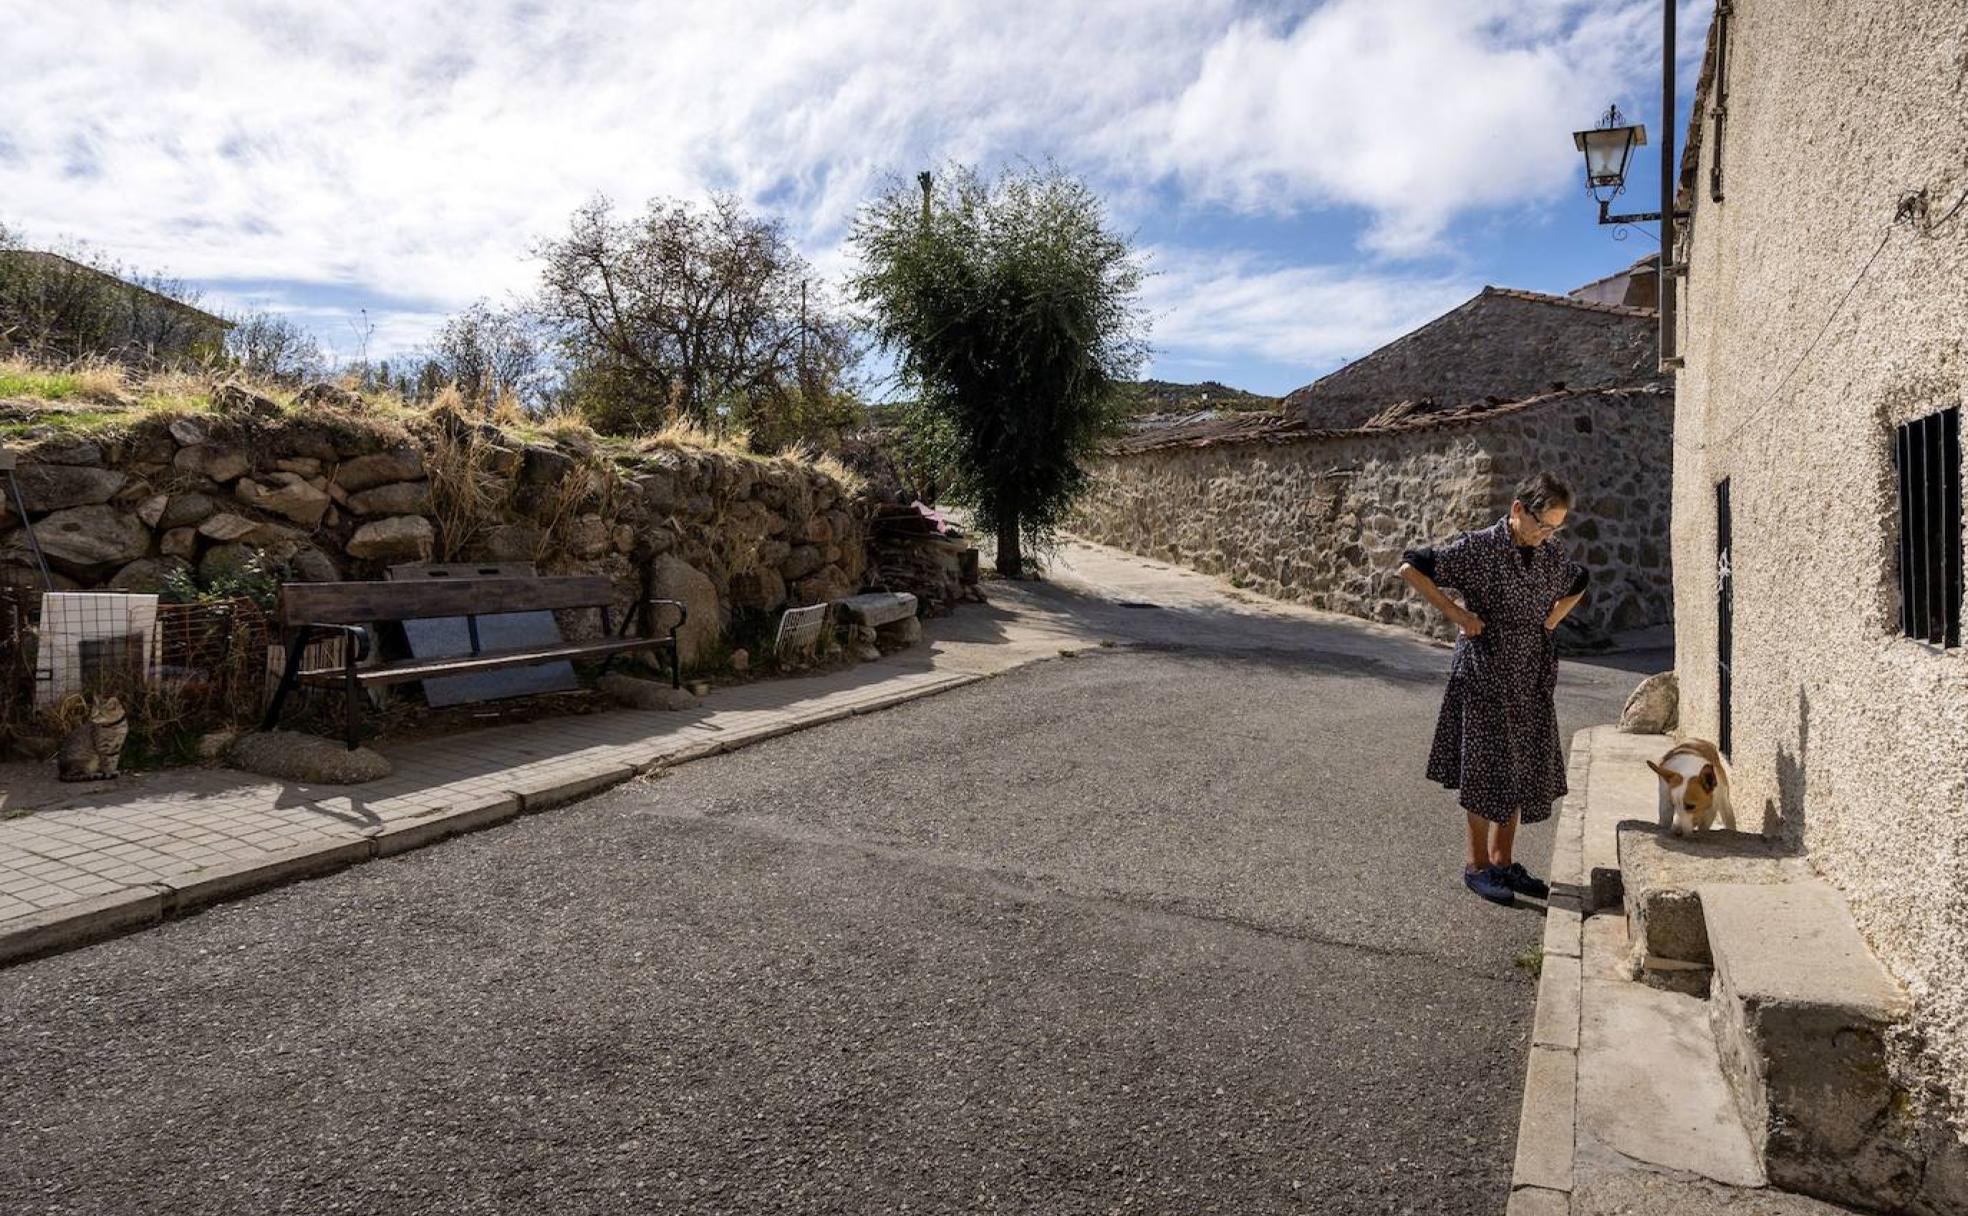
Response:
644,598,688,634
287,620,374,664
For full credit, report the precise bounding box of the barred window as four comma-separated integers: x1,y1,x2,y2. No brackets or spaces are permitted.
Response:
1895,407,1962,648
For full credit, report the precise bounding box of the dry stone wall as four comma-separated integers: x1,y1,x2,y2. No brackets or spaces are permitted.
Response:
1073,387,1674,645
0,393,868,671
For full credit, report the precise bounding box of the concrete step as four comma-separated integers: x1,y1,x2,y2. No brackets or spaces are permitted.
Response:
1701,881,1919,1211
833,592,917,627
1616,821,1812,994
1576,911,1768,1191
1582,730,1672,914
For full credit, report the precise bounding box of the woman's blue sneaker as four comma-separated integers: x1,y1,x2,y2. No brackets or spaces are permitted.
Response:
1500,863,1550,899
1463,865,1516,905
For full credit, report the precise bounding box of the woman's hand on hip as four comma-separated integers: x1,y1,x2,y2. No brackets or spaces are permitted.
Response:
1451,606,1485,636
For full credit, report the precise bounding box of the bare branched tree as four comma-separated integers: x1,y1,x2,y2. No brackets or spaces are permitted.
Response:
534,194,859,439
425,299,550,407
224,311,326,383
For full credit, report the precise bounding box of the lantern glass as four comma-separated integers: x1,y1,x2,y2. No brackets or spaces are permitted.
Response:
1572,122,1646,191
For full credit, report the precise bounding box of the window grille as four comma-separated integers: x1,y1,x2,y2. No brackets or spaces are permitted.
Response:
1895,407,1962,648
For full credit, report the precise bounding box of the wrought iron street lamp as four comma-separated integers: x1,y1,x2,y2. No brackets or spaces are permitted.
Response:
1572,104,1661,225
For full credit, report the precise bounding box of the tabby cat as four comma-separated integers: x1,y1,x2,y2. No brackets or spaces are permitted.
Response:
57,695,128,782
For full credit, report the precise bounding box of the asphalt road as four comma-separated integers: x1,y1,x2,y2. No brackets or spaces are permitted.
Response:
0,592,1651,1215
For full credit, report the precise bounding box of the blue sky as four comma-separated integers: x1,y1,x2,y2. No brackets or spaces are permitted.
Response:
0,0,1708,397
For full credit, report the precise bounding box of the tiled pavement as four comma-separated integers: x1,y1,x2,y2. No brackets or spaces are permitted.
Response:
0,660,986,964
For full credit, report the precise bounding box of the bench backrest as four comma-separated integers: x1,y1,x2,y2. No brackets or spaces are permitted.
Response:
277,576,618,626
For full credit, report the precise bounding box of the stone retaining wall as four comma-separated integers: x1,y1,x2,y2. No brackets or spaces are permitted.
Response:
1073,386,1674,645
1,390,867,670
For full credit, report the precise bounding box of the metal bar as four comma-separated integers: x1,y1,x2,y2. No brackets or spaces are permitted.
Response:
465,613,482,656
1945,408,1962,648
1912,420,1931,643
1926,413,1947,643
345,637,361,751
1710,2,1730,203
2,469,54,591
1898,423,1916,638
1660,0,1678,371
263,632,312,731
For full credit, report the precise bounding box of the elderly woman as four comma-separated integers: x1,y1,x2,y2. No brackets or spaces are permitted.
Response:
1398,472,1589,906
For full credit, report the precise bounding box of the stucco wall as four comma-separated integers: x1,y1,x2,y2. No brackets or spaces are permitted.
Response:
1283,290,1662,429
1075,388,1674,645
1673,0,1968,1161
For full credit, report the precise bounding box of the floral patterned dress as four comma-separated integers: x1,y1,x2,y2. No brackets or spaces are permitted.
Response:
1419,518,1585,824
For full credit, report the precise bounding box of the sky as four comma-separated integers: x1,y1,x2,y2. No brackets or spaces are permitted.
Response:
0,0,1709,397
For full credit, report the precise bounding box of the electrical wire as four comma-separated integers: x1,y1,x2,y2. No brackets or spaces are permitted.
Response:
1704,183,1968,452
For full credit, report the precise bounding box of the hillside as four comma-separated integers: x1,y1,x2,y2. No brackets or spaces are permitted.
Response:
1125,379,1277,415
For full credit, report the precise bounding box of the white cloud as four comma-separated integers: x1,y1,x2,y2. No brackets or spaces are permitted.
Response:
1142,245,1474,374
0,0,1681,363
1134,0,1665,255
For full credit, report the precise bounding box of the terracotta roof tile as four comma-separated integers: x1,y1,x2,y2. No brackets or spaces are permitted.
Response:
1479,285,1659,319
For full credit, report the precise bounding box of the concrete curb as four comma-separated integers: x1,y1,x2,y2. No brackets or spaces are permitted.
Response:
1507,725,1598,1216
0,669,986,969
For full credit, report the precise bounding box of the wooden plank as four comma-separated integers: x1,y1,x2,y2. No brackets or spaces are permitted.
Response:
296,637,669,686
278,576,617,625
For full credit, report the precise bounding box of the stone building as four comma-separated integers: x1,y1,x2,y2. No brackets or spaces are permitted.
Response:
1284,283,1662,430
1669,1,1968,1194
1075,271,1675,646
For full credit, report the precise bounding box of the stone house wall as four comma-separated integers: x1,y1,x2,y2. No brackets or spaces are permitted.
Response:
1672,0,1968,1177
0,393,867,674
1074,386,1674,646
1284,289,1663,429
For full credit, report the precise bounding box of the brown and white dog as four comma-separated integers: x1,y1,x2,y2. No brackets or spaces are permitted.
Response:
1646,740,1734,836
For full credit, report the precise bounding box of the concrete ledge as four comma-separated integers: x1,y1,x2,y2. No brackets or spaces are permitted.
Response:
1506,1185,1570,1216
834,592,917,626
1617,821,1807,971
1534,954,1583,1051
510,765,637,813
1703,880,1918,1209
158,836,376,914
0,886,166,965
370,796,523,858
1514,1045,1578,1193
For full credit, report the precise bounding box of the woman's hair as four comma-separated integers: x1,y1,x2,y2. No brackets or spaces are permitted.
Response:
1514,471,1574,514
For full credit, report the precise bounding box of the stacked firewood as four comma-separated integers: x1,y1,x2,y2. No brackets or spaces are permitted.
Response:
868,502,979,616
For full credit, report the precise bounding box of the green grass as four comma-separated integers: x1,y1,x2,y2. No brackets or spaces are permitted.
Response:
1514,944,1545,978
0,367,88,400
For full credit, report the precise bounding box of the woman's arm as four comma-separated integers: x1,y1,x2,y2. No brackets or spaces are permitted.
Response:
1399,563,1483,636
1545,592,1583,632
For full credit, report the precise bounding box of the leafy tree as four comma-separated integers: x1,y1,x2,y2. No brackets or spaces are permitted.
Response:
534,193,857,439
850,164,1147,577
224,311,326,383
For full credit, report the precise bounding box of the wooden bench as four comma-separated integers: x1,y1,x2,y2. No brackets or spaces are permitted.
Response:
261,575,686,750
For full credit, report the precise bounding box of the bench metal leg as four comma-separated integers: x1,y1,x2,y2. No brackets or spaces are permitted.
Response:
344,645,361,751
670,628,683,689
263,634,311,733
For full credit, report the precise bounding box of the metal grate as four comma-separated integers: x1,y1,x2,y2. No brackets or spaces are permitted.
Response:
1895,407,1962,649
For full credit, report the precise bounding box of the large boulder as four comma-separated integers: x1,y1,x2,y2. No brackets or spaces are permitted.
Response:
139,491,218,530
34,504,151,567
198,512,260,542
236,473,331,527
173,444,251,484
345,479,430,516
647,553,725,669
561,514,611,559
211,382,280,419
729,567,787,613
597,673,702,712
159,527,199,560
293,382,364,412
230,731,391,784
333,448,424,492
347,515,434,563
12,463,127,512
1619,671,1679,734
779,544,825,581
289,546,341,583
199,542,263,582
26,437,103,466
523,446,577,486
479,524,543,563
793,565,854,607
108,556,191,593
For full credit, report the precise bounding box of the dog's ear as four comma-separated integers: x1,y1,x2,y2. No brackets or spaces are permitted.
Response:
1646,760,1677,783
1699,764,1717,792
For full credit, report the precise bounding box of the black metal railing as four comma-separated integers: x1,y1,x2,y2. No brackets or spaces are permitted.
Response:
1896,407,1963,649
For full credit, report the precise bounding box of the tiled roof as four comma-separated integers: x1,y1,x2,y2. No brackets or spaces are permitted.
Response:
1105,383,1668,455
1479,285,1659,319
